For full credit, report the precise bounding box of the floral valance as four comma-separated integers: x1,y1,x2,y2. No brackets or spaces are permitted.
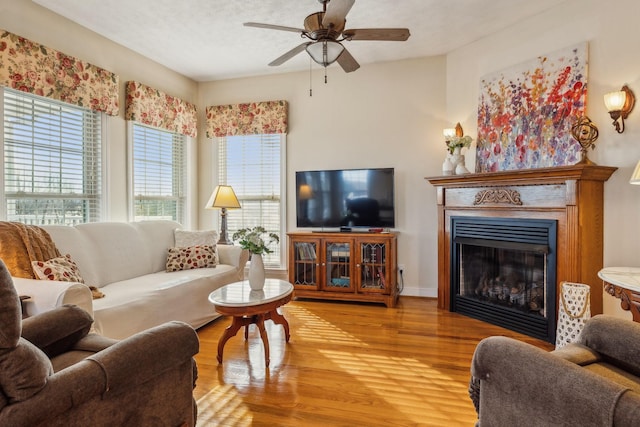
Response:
0,29,119,115
206,100,288,138
125,81,198,138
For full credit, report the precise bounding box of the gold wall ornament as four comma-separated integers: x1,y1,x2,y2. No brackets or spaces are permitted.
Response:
571,115,599,165
473,188,523,206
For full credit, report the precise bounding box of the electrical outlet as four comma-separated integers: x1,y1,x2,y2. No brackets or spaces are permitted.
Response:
398,264,405,274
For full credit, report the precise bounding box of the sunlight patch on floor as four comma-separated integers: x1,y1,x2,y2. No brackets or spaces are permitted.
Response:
196,384,252,427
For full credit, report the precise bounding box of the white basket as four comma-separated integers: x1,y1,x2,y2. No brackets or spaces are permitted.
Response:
555,281,591,348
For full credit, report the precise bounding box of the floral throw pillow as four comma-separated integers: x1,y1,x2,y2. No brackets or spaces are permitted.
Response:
166,245,217,272
32,254,84,283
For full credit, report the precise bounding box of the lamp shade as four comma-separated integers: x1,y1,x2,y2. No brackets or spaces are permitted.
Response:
604,90,627,112
306,40,344,67
205,185,241,209
630,161,640,185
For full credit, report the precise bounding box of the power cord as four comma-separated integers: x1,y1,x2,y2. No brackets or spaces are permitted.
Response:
398,268,405,294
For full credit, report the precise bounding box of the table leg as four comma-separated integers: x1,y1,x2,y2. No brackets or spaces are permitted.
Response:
269,309,290,342
217,316,243,364
255,314,270,367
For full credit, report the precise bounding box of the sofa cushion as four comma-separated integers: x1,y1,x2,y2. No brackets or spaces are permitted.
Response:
175,229,219,263
166,245,217,272
44,221,181,288
174,229,218,246
584,362,640,393
92,265,240,339
32,254,84,283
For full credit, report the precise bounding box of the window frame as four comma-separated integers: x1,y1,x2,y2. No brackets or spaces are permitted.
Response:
127,121,191,226
215,133,287,270
0,88,107,225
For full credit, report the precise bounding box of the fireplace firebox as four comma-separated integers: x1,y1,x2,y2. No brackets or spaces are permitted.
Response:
451,217,557,342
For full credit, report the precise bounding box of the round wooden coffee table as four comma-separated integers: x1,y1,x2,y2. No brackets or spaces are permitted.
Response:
209,279,293,367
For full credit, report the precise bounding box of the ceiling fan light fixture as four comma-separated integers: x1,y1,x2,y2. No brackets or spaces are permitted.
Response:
306,40,344,67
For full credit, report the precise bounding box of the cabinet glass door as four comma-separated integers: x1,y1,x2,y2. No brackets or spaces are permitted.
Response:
292,240,319,289
359,241,388,293
324,241,354,292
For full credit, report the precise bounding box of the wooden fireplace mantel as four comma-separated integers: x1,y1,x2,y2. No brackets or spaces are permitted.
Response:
426,164,617,315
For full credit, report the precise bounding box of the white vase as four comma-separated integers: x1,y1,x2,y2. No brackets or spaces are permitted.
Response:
248,253,266,290
442,155,454,175
455,154,470,174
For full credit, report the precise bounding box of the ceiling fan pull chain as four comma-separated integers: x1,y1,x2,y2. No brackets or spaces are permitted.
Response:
324,67,328,84
309,57,313,97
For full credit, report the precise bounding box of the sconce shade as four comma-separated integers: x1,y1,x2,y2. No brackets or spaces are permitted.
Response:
604,85,635,133
630,160,640,185
205,185,241,210
306,40,344,67
604,91,627,112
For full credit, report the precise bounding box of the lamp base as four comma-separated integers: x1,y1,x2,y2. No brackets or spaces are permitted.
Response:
218,208,233,245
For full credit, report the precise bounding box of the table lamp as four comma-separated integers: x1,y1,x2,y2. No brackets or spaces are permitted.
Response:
205,185,241,245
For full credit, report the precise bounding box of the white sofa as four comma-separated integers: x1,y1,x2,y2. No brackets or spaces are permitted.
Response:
12,220,249,339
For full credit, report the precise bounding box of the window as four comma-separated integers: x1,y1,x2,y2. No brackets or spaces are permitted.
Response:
130,123,186,223
2,88,103,225
217,134,285,269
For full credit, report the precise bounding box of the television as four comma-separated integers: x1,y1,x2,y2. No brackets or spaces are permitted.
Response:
295,167,395,229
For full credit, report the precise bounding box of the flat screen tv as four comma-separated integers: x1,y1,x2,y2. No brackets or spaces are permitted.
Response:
295,167,395,229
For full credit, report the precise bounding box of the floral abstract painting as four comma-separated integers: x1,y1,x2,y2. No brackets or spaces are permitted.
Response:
475,43,588,172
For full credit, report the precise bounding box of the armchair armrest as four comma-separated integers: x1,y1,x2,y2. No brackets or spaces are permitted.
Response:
11,277,93,318
21,305,93,358
471,336,629,426
87,320,199,394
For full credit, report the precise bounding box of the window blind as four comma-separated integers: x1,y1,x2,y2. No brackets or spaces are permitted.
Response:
132,123,186,223
3,88,102,225
218,134,284,268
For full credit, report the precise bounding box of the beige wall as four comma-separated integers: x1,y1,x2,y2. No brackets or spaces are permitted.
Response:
446,0,640,318
2,0,200,226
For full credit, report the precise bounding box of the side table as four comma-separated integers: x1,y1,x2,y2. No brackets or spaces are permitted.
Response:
209,279,293,367
598,267,640,322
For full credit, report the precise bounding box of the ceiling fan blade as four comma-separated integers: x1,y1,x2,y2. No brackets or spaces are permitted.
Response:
322,0,355,29
343,28,411,41
337,47,360,73
244,22,305,34
269,42,311,66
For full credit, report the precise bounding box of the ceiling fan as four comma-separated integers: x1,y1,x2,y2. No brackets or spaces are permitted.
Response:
244,0,411,73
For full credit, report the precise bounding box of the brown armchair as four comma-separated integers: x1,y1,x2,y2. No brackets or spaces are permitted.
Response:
470,315,640,426
0,259,199,427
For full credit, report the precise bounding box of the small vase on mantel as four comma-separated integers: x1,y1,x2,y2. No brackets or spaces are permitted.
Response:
248,253,266,290
442,156,454,175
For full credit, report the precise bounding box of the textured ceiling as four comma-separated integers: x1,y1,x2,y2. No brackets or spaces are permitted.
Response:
34,0,568,82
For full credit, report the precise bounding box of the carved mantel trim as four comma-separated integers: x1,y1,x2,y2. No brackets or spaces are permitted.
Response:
473,188,523,205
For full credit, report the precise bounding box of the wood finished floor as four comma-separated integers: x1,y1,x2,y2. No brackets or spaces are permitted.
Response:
194,297,553,426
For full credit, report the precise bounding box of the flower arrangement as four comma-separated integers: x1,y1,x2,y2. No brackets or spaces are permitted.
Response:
232,226,279,255
446,135,473,154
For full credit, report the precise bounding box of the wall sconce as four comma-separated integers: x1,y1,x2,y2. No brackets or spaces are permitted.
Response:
604,85,635,133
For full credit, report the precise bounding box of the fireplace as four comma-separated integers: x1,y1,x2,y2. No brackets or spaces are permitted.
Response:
451,217,557,342
427,164,616,343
